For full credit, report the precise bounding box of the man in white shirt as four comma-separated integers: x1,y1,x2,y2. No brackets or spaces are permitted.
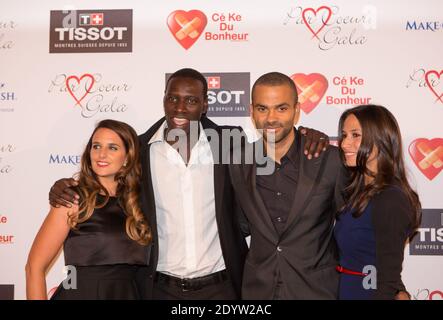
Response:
137,69,248,299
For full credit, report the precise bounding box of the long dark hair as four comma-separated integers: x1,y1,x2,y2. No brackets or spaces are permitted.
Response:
68,119,151,245
338,105,421,231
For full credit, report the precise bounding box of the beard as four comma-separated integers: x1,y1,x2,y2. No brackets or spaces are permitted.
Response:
261,124,293,144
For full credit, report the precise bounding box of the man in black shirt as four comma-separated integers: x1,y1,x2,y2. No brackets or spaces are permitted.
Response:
230,72,347,299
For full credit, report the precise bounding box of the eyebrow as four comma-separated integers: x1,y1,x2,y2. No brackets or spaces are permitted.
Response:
255,103,289,108
92,141,121,147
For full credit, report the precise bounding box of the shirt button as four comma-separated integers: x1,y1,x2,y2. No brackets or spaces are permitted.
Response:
277,246,282,252
276,217,282,222
277,192,282,196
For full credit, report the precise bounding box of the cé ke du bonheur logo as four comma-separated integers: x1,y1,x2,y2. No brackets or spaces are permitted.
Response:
167,9,249,49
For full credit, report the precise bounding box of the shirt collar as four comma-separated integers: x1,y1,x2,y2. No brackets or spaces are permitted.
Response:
281,128,298,165
148,120,168,144
257,127,298,167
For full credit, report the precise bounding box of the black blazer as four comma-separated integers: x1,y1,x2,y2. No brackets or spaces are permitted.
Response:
230,130,347,299
135,116,248,299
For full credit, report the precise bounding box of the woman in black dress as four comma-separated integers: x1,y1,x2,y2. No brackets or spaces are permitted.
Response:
26,119,151,299
334,105,421,299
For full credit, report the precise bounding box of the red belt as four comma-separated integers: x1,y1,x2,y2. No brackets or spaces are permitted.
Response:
336,265,367,276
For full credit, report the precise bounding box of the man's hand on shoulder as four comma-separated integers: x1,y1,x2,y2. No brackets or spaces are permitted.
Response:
49,178,79,208
299,126,330,159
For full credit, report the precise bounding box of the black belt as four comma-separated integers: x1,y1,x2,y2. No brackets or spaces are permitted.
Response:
154,270,228,291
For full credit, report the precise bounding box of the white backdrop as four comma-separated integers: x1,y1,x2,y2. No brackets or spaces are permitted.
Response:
1,0,442,300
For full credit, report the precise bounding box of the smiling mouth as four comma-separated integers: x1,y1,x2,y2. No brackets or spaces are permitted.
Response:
172,117,190,126
344,152,357,157
265,127,282,132
96,161,109,167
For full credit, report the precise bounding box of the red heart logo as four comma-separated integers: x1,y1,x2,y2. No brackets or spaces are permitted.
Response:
66,74,95,107
302,6,332,39
167,10,207,50
424,70,443,104
290,73,328,114
409,138,443,180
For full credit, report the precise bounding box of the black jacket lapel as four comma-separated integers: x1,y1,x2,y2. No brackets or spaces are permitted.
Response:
200,116,226,228
282,132,329,237
138,117,166,265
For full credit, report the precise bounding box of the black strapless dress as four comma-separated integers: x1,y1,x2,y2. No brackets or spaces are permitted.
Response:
51,195,149,300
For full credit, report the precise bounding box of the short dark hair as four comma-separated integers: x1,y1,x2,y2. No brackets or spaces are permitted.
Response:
252,72,298,104
165,68,208,97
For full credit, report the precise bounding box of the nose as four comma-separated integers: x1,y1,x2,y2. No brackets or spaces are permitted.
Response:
98,147,108,159
266,108,278,124
175,98,187,114
341,136,351,150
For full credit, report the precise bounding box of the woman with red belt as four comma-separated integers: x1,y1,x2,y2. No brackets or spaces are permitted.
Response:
334,105,421,299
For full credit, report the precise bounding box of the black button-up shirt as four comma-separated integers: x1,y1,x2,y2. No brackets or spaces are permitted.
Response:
256,130,299,236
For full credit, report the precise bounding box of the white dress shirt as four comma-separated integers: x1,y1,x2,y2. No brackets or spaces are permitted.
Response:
149,121,226,278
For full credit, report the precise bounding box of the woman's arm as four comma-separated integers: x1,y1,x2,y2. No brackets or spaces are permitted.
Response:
371,187,413,300
25,206,74,299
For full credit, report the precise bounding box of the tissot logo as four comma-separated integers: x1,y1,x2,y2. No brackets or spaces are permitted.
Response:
409,209,443,256
79,13,104,26
165,72,250,117
49,9,132,53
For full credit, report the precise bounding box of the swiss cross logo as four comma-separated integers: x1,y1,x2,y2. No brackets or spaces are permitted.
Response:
207,76,221,89
79,13,104,26
91,13,104,25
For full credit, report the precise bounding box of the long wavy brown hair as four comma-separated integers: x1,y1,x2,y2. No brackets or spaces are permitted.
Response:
68,119,151,245
338,105,421,233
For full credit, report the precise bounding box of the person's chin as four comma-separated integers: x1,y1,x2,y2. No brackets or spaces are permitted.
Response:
93,170,115,179
345,160,356,167
263,131,282,142
167,124,189,136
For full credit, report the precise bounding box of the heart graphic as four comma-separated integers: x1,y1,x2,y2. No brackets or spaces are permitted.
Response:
424,70,443,104
290,73,328,114
409,138,443,180
167,10,207,50
302,6,332,39
66,74,95,107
